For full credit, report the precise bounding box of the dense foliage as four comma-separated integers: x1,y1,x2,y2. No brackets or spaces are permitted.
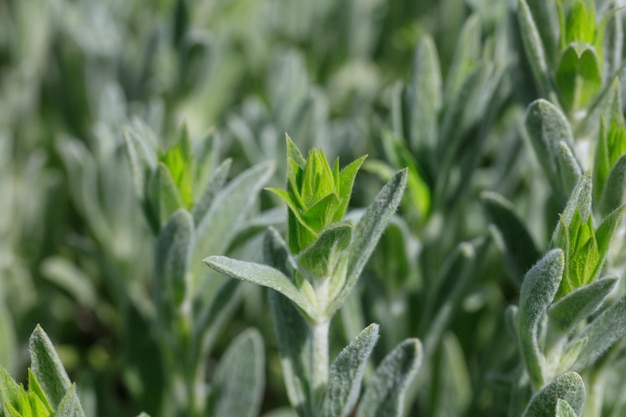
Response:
3,0,626,416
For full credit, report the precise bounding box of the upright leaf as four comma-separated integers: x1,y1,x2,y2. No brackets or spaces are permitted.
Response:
408,35,441,153
269,291,314,417
481,191,540,284
193,161,274,281
518,0,553,96
518,250,565,388
330,169,408,315
356,338,422,417
525,100,579,200
321,324,380,417
210,329,265,417
55,384,85,417
29,325,72,409
155,209,194,312
571,295,626,371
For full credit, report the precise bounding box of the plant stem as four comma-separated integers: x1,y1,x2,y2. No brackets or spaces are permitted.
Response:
311,318,330,406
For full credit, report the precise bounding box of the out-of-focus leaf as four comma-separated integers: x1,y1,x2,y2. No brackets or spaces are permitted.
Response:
481,191,540,284
556,45,602,111
445,14,481,102
556,398,578,417
155,209,194,311
40,257,97,308
407,35,441,153
518,0,552,96
192,161,274,282
148,163,184,228
210,329,265,417
269,291,314,417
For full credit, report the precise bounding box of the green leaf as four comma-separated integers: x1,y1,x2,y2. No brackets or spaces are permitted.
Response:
555,398,578,417
330,169,408,315
557,141,583,195
0,300,17,374
337,156,367,221
407,35,441,153
481,191,540,284
155,209,194,312
148,163,184,228
210,329,265,417
551,173,593,249
191,158,232,226
563,0,596,45
27,369,53,414
556,338,587,375
40,257,97,308
123,119,158,199
204,256,317,320
595,204,626,260
444,14,481,102
521,372,585,417
518,0,552,96
298,222,353,279
524,99,579,200
0,366,21,412
55,384,85,417
525,0,560,59
556,45,602,111
122,304,164,416
426,333,472,417
192,280,241,364
160,126,195,208
518,250,565,388
356,338,422,417
548,277,618,333
269,291,314,417
192,161,274,281
602,10,623,78
321,324,380,417
571,295,626,371
598,156,626,215
29,325,72,409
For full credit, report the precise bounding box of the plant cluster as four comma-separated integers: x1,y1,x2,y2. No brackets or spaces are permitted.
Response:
3,0,626,416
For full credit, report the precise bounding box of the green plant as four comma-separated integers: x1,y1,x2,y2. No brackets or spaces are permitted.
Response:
205,138,422,417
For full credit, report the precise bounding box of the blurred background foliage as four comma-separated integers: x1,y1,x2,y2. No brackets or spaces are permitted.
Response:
3,0,626,416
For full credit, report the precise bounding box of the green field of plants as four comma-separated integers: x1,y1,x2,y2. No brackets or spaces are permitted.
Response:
3,0,626,416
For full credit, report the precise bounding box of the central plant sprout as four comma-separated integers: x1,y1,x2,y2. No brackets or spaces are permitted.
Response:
205,136,422,417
